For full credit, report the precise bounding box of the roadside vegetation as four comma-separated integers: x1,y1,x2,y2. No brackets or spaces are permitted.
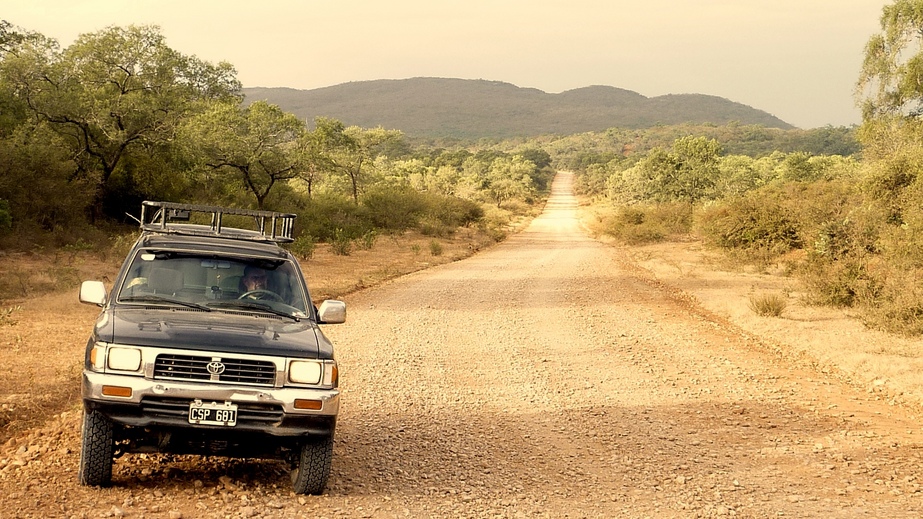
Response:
561,1,923,336
0,22,553,292
3,1,923,339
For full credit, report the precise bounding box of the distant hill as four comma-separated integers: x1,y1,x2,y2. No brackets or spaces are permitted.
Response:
243,78,794,139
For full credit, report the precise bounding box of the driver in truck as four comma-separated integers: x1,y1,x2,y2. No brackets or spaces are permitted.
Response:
240,266,269,292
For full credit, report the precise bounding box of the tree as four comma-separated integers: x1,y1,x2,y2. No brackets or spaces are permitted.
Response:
298,117,354,199
184,100,305,209
0,21,42,137
0,25,241,217
609,148,674,203
607,137,722,203
857,0,923,120
0,123,94,232
317,120,404,203
484,156,537,207
667,136,722,201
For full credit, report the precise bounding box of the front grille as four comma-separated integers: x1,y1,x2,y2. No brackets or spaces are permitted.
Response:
154,353,277,386
140,396,284,424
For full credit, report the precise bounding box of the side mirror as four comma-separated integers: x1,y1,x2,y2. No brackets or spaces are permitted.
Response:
79,281,107,306
317,300,346,324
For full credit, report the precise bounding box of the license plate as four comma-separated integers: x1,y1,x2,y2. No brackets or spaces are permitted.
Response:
188,400,238,426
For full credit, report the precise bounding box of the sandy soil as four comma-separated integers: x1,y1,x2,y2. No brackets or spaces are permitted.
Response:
625,239,923,411
1,171,923,518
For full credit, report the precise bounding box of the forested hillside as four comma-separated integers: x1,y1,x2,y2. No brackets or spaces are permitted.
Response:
243,78,795,139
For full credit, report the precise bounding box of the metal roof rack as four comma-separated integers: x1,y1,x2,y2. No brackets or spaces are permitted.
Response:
140,201,295,243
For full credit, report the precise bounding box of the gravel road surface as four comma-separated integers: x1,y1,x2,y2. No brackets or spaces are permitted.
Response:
2,172,923,518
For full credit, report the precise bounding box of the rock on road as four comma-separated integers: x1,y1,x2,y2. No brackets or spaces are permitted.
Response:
2,171,923,518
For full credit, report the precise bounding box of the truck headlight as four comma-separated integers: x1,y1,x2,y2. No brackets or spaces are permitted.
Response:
288,360,337,387
289,361,323,385
107,347,142,372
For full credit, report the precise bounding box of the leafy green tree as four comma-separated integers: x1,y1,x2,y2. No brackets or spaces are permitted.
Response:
667,136,722,200
0,123,94,232
857,0,923,120
0,20,25,54
855,1,923,224
484,156,537,207
318,121,404,203
428,165,465,196
715,155,762,197
298,117,354,199
0,22,42,137
608,148,673,203
184,100,305,209
576,162,616,197
0,25,240,217
345,126,405,202
431,149,472,169
606,137,722,203
387,158,428,191
517,148,552,171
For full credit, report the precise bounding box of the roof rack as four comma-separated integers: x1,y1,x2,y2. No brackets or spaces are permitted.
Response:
140,201,295,243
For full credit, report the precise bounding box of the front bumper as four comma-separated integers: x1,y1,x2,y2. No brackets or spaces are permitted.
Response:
83,370,338,437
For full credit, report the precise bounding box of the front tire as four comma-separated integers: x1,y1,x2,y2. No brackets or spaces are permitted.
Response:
78,409,114,487
291,435,334,495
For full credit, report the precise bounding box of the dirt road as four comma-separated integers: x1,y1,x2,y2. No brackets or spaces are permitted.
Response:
3,172,923,518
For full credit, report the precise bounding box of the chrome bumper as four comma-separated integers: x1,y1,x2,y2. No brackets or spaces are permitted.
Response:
82,370,339,417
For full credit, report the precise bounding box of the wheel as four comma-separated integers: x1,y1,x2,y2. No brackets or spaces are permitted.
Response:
238,289,284,302
291,435,334,495
78,408,115,487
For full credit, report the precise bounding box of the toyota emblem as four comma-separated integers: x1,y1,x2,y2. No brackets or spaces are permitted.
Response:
207,361,226,375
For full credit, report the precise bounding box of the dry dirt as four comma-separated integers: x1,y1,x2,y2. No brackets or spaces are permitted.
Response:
2,171,923,518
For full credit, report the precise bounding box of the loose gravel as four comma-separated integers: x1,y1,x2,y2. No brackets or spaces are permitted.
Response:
2,172,923,518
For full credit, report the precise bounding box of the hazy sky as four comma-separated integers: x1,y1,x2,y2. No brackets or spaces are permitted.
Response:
2,1,891,129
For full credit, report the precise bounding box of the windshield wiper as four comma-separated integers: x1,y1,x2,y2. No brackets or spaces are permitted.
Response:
120,295,213,312
207,300,301,322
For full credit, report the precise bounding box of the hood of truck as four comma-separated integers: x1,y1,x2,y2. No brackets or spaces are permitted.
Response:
95,306,334,359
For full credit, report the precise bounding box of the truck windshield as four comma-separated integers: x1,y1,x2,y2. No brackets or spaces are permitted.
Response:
116,252,309,316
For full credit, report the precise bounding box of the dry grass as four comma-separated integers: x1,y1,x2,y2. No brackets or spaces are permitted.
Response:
748,292,788,317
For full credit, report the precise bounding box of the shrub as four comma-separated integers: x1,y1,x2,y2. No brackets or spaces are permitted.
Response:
610,220,666,244
421,193,484,228
361,187,426,231
358,230,377,250
793,192,883,309
288,234,316,260
858,267,923,335
797,254,874,307
619,207,645,225
648,203,694,235
0,305,21,326
0,200,12,233
330,228,353,256
419,218,453,238
479,205,513,243
696,194,800,263
429,240,444,256
299,194,369,242
748,293,787,317
602,203,693,245
109,232,140,260
359,188,484,237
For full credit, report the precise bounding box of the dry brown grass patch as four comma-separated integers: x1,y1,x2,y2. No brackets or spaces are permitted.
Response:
748,292,788,317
